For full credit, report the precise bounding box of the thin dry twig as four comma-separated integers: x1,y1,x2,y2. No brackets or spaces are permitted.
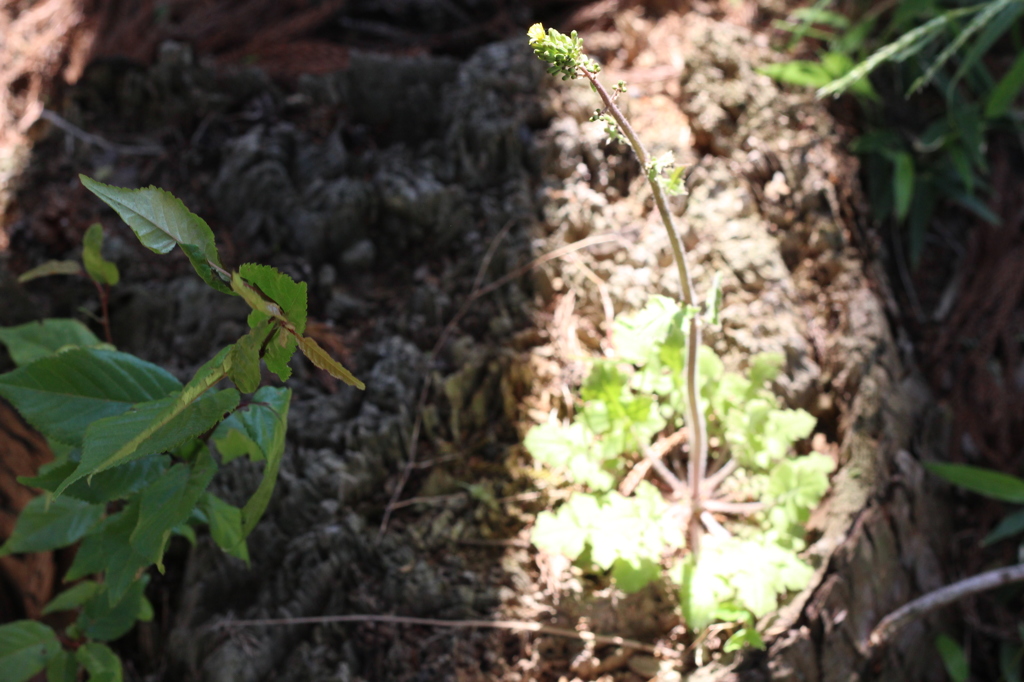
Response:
866,562,1024,652
216,612,681,658
39,109,164,156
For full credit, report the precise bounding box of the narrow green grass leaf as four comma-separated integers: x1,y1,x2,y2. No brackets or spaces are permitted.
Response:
82,224,120,286
0,495,104,556
926,462,1024,503
79,175,227,294
949,0,1024,93
16,260,82,283
892,152,915,222
983,507,1024,546
0,621,60,682
758,60,833,88
0,348,180,447
297,335,364,389
0,319,103,367
986,52,1024,119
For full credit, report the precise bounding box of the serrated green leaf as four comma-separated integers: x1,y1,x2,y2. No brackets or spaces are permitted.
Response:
232,272,286,321
75,641,122,682
79,175,227,294
612,296,683,365
238,386,291,536
42,581,101,615
30,455,170,504
297,335,364,389
227,320,271,393
259,325,296,381
238,263,307,334
0,621,60,682
46,649,78,682
131,451,217,569
0,319,104,366
926,462,1024,503
0,495,105,556
531,493,601,559
64,503,149,604
767,452,835,529
198,493,249,564
61,388,236,494
82,224,120,287
0,348,181,447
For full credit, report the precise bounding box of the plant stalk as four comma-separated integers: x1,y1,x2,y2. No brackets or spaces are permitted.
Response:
580,68,709,557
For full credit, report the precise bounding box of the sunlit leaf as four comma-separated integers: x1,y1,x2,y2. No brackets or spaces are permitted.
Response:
82,223,120,286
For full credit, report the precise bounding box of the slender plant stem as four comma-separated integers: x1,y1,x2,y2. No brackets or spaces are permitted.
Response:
580,67,708,558
93,281,113,345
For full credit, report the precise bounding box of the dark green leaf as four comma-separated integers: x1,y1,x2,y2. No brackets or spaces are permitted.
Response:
0,348,181,447
64,503,150,605
891,152,915,222
926,462,1024,503
238,386,291,536
42,581,100,615
60,388,236,494
198,493,249,564
79,175,226,294
983,508,1024,546
75,642,123,682
986,52,1024,119
0,319,103,366
47,455,170,504
935,634,969,682
0,495,104,556
0,621,60,682
131,451,217,568
82,224,120,287
17,260,82,283
77,578,149,643
46,649,78,682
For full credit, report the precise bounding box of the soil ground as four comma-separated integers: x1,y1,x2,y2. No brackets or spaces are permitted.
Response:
1,1,1022,681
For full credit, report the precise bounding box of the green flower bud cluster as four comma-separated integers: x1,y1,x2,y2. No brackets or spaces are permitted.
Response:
528,23,601,80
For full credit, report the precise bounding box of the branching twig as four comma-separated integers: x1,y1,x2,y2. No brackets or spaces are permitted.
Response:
216,612,681,658
866,562,1024,652
39,109,163,156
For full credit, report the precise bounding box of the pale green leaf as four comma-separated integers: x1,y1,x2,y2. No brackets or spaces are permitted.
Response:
0,319,103,367
297,335,364,389
0,348,181,447
79,175,227,294
227,320,271,393
17,260,82,283
0,495,105,556
82,223,120,286
0,621,60,682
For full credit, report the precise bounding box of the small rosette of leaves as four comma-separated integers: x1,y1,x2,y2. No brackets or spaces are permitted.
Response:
527,23,600,80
